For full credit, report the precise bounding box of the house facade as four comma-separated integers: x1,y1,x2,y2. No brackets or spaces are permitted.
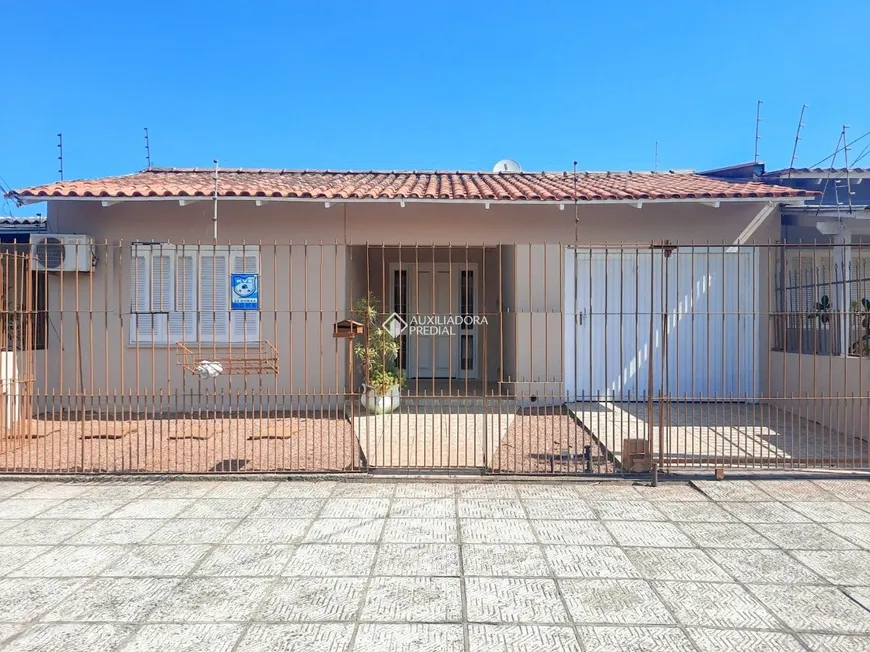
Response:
8,167,813,419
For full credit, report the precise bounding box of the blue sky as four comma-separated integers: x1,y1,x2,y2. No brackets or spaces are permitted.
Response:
2,0,869,215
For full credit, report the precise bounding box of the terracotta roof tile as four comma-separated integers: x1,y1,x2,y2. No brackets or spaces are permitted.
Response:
10,167,814,202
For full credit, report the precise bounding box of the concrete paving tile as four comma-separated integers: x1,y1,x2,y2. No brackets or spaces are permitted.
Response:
654,581,780,629
248,498,325,519
521,500,594,520
824,523,870,549
605,522,694,547
320,498,390,519
195,545,295,577
0,518,93,545
101,544,212,577
10,545,122,577
332,483,395,498
786,501,870,523
676,521,777,548
463,544,549,577
108,498,196,519
691,480,774,502
719,501,810,524
654,501,736,522
178,498,258,519
389,498,455,519
755,523,858,550
14,483,95,500
572,484,641,500
709,548,826,584
35,499,128,519
578,625,696,652
145,518,240,544
0,482,38,499
591,500,666,521
801,634,870,652
752,480,839,502
458,499,525,519
393,483,455,499
0,546,55,576
466,577,568,623
0,578,84,621
846,586,870,611
632,484,707,502
206,482,278,498
143,482,218,498
532,520,614,545
467,624,581,652
791,550,870,585
237,624,353,652
257,577,366,621
353,623,463,652
373,543,460,577
1,623,134,652
515,484,581,500
455,484,519,499
0,499,65,519
687,628,806,652
43,577,181,622
382,518,456,543
462,519,538,544
68,519,166,545
304,518,384,544
226,518,311,544
146,577,274,622
559,579,674,625
76,485,156,501
811,480,870,502
749,584,870,633
545,546,639,579
362,577,462,622
283,544,376,576
623,548,731,582
0,624,21,644
121,623,244,652
268,481,337,499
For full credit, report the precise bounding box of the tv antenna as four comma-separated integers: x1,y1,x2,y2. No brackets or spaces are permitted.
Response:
654,141,659,172
57,133,64,181
213,159,220,241
842,124,853,214
144,127,152,169
753,100,763,163
787,104,808,178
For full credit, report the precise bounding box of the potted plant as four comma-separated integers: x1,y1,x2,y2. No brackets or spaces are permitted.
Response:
352,294,405,414
849,297,870,357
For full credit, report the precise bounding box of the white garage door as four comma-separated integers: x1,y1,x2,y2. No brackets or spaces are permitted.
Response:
564,247,758,400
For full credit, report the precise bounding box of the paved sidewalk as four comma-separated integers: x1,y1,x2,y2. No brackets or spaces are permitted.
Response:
0,478,868,651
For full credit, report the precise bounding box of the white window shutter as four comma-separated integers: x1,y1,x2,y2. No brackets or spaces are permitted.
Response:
169,246,198,343
150,248,175,312
131,249,150,314
199,251,230,342
130,246,169,344
230,247,260,343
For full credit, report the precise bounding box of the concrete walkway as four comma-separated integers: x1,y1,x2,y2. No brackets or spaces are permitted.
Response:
0,478,869,650
352,400,515,468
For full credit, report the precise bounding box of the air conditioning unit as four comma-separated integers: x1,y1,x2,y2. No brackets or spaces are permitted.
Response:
30,234,95,272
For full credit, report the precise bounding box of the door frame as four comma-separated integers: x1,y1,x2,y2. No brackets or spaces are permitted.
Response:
389,261,480,380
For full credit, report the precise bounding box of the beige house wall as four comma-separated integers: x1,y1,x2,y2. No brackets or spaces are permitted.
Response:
36,198,782,408
768,351,870,443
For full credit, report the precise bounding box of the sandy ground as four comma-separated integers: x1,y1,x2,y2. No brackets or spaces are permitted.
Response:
0,413,361,473
489,407,613,474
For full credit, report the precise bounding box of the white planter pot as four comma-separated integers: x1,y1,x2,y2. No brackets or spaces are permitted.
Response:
360,385,402,414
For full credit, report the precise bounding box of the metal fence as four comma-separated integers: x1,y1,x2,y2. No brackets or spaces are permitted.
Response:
1,242,868,474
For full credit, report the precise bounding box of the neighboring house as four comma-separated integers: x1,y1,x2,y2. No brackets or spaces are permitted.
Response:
7,166,811,415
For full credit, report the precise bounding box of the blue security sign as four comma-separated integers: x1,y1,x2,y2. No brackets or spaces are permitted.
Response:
231,273,259,310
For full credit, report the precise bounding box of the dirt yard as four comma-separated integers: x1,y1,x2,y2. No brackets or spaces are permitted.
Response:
0,412,360,473
490,406,613,474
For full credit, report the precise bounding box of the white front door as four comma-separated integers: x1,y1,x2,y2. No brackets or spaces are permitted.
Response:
564,248,758,400
392,263,479,379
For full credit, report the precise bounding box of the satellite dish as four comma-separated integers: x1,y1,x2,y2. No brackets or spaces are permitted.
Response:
492,159,522,173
